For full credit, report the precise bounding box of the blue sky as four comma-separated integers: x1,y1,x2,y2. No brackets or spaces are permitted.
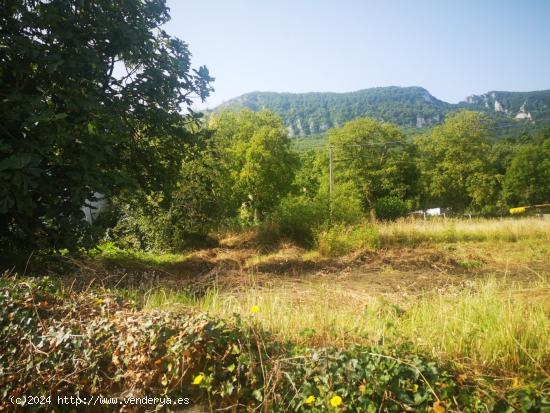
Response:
164,0,550,108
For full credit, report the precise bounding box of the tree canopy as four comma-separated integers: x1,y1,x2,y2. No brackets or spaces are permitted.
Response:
327,118,420,216
210,110,299,221
502,130,550,206
417,111,499,212
0,0,213,249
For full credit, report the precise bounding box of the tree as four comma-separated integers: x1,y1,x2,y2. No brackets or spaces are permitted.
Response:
502,133,550,206
326,118,420,216
292,150,323,197
417,111,499,212
210,110,299,221
111,142,228,252
0,0,213,250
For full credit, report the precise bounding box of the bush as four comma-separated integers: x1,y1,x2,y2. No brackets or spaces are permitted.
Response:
327,181,365,225
109,195,220,252
0,277,282,410
108,203,174,252
373,196,411,220
316,223,380,257
259,185,365,248
270,195,326,246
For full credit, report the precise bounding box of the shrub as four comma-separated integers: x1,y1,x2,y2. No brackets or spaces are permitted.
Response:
316,223,380,257
271,195,325,246
0,277,281,410
109,199,219,253
326,181,365,225
373,196,411,220
256,219,283,246
260,186,365,247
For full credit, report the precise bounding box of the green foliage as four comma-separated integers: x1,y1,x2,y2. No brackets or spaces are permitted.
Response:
306,179,365,227
283,345,550,412
109,135,231,251
316,224,380,257
216,87,550,140
502,132,550,206
210,110,300,221
216,87,451,134
327,118,420,212
284,346,472,412
269,195,326,246
0,276,282,409
110,202,214,253
418,111,500,212
2,277,548,412
239,126,298,219
87,242,192,276
292,134,328,152
293,150,323,197
373,196,412,220
0,0,213,251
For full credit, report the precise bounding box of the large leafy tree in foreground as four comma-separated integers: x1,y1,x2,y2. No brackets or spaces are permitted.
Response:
0,0,213,249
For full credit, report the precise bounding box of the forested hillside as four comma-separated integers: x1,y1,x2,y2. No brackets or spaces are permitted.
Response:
215,87,550,137
464,90,550,122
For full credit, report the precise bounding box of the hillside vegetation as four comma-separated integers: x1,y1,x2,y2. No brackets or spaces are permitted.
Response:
215,87,550,138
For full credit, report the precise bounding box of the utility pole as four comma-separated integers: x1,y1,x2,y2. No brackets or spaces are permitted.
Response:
329,144,334,224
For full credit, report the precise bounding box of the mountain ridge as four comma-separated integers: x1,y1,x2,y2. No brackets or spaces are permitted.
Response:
214,86,550,136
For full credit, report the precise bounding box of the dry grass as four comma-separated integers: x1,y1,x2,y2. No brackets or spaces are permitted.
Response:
143,272,550,376
378,216,550,245
312,217,550,257
109,218,550,377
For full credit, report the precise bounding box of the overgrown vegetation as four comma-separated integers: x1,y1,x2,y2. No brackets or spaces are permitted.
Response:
143,273,550,376
98,113,550,254
0,0,213,252
376,217,550,246
2,277,548,412
2,1,549,412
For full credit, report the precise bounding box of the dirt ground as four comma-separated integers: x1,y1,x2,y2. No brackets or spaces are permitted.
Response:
70,237,549,306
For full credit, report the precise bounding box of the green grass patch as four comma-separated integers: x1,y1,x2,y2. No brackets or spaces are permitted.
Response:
89,241,190,269
315,224,380,257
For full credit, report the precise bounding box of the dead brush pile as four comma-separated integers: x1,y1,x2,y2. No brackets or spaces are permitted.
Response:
1,276,548,412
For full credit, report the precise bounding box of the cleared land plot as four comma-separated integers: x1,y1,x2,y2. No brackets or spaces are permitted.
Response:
80,218,550,382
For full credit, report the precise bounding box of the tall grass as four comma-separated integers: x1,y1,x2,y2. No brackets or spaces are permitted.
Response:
143,275,550,376
400,278,550,373
378,217,550,246
315,224,380,256
313,217,550,257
